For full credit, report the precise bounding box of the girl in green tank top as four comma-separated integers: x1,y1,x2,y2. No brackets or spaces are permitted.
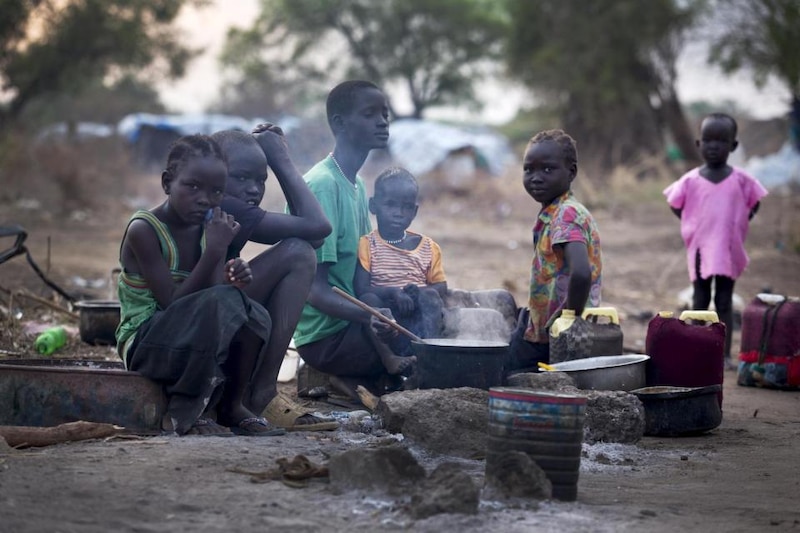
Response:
116,134,282,437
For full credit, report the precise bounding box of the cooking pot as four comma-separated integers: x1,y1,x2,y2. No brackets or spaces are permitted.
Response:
631,384,722,436
411,338,509,390
73,300,121,346
548,354,649,391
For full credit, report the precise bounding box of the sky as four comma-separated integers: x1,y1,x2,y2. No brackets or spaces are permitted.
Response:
157,1,792,124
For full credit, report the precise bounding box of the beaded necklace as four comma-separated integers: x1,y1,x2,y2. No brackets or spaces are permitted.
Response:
329,153,357,190
383,231,406,245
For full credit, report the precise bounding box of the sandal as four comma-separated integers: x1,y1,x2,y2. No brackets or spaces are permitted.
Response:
262,393,339,432
182,417,235,437
230,416,286,437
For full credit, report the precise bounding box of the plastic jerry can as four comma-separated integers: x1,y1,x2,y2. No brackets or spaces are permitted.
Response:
549,307,624,364
738,294,800,389
646,310,725,406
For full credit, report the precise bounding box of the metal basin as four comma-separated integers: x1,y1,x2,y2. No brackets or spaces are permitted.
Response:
0,359,165,431
548,354,650,391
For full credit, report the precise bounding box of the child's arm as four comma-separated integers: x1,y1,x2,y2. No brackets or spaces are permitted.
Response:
354,263,414,313
426,240,447,298
428,281,448,298
749,201,760,220
354,263,400,299
560,242,592,316
123,208,239,309
248,125,332,247
308,264,379,323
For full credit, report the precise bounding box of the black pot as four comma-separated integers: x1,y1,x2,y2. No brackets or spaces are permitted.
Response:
411,338,509,390
73,300,121,346
631,384,722,437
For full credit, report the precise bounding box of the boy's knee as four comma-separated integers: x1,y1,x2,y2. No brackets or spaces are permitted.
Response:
282,238,317,265
266,238,316,278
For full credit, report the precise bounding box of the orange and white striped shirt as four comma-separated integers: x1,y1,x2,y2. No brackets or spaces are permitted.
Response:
358,230,446,288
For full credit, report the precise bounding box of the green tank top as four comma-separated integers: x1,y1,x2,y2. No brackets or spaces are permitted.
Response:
115,210,204,364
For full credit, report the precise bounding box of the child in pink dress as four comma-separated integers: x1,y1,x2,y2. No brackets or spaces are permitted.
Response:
664,113,768,365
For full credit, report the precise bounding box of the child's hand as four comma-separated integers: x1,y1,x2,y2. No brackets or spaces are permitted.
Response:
393,289,415,316
371,308,398,342
204,207,240,252
224,258,252,288
252,122,288,158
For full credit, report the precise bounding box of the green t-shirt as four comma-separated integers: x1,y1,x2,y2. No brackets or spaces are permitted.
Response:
293,156,372,347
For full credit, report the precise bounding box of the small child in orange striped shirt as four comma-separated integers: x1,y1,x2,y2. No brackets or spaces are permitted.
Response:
355,167,447,355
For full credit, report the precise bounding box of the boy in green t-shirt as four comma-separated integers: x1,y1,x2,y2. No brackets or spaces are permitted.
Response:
295,80,413,400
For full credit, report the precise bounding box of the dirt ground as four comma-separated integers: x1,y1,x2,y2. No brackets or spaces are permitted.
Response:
1,160,799,532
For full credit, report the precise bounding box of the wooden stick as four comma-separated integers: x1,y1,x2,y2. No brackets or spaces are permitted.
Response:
13,290,79,320
332,286,425,344
0,421,126,448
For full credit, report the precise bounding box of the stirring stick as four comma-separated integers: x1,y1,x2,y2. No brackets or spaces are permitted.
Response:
332,286,426,344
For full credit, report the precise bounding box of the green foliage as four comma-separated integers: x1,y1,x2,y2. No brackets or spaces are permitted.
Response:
221,0,506,118
708,0,800,98
503,0,701,170
0,0,199,121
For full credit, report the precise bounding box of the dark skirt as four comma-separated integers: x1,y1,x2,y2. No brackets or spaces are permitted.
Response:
296,321,385,378
127,285,271,434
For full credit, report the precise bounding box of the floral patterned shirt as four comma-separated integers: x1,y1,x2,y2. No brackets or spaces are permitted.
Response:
525,192,602,343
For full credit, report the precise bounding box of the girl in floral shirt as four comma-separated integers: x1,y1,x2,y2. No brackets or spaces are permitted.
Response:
508,129,602,371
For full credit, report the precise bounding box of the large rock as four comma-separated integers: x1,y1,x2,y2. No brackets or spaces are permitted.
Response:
328,445,425,494
484,450,552,500
506,371,578,392
377,388,488,458
582,390,645,444
410,463,480,518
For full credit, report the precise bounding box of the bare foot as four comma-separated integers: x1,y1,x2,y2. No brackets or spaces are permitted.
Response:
329,375,362,403
356,385,380,411
382,354,416,375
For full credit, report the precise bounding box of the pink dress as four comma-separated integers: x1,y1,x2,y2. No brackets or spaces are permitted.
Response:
664,167,767,281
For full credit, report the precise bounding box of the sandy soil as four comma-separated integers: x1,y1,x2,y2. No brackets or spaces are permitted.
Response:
1,166,799,532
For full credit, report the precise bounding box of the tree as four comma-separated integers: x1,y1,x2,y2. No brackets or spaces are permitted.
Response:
221,0,506,119
21,75,166,127
707,0,800,148
708,0,799,98
504,0,702,172
0,0,199,124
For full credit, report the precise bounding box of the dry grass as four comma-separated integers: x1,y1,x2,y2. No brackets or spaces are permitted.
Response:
0,130,137,220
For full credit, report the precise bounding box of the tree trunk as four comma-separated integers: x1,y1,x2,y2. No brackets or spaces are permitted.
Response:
660,90,702,168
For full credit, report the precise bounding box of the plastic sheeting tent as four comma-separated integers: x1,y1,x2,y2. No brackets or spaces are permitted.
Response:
117,113,257,143
117,113,261,171
745,142,800,190
387,119,515,177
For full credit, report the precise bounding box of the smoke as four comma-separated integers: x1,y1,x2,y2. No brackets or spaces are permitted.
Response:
395,287,518,344
443,308,513,342
440,289,518,343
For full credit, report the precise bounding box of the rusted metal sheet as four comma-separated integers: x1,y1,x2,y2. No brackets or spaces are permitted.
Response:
0,359,165,431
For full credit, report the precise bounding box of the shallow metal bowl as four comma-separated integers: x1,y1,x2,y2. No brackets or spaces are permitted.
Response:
548,354,650,391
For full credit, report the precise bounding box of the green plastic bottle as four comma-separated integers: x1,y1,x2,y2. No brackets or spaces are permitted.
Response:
34,326,68,355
